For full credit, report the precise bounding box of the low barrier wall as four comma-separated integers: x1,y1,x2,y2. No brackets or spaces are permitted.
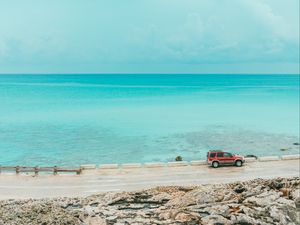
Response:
0,166,82,175
281,154,300,160
80,154,300,170
1,154,299,174
258,156,280,162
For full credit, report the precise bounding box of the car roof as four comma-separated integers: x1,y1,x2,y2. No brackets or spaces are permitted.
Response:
208,150,224,152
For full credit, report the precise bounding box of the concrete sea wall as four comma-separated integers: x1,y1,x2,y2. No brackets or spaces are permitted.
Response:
80,154,300,170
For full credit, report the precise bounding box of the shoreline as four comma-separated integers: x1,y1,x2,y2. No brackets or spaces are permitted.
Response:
1,130,298,167
0,153,299,174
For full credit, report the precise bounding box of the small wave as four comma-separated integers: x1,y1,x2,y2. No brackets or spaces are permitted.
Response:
0,82,198,89
0,82,298,90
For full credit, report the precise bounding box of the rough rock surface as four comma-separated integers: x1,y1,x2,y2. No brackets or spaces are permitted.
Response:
0,177,299,225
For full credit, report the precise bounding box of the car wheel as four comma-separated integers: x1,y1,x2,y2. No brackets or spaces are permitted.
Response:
212,161,219,168
235,160,242,167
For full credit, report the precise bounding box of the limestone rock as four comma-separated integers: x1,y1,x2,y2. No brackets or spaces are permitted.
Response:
201,215,231,225
0,177,299,225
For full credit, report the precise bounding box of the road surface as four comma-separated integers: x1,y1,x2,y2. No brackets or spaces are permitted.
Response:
0,159,299,199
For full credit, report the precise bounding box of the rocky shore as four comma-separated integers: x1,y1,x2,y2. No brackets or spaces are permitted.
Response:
0,177,299,225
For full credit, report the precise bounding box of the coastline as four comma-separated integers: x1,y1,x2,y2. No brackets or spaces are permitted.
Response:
0,153,299,175
0,130,299,167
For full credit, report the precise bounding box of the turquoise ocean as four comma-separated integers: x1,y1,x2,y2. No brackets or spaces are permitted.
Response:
0,74,299,166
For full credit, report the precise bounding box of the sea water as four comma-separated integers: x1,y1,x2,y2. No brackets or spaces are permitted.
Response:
0,74,299,166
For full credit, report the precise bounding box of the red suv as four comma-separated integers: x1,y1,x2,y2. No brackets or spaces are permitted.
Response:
207,150,245,168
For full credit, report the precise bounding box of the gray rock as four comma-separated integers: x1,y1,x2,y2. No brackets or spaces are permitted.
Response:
0,177,299,225
244,191,281,206
230,214,265,225
201,215,231,225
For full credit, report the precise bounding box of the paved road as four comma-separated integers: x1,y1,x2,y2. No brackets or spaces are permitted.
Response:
0,160,299,200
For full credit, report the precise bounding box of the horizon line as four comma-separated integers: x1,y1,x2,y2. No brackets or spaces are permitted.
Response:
0,73,299,76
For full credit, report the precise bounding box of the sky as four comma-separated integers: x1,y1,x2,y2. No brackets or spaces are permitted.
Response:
0,0,299,74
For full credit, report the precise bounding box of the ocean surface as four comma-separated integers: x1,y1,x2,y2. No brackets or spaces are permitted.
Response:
0,74,299,166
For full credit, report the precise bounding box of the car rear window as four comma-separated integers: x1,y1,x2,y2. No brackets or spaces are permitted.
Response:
217,153,223,157
210,153,216,157
224,153,232,157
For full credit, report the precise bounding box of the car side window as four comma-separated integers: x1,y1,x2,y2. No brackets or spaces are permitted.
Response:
217,153,223,157
210,153,216,157
224,153,232,157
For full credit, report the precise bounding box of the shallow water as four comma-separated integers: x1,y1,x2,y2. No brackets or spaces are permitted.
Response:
0,74,299,166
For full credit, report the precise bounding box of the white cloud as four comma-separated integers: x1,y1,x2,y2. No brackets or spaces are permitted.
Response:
244,0,298,42
0,0,298,73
